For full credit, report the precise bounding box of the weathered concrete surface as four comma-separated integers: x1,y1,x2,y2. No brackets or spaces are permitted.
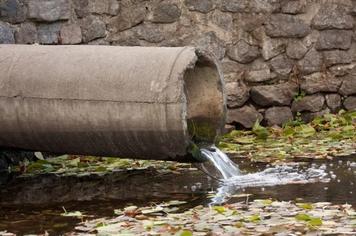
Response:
0,45,225,161
1,0,356,128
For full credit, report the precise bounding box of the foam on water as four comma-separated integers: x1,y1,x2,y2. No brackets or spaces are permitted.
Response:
200,146,330,204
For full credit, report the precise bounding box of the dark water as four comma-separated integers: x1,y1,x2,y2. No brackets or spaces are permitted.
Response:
0,155,355,235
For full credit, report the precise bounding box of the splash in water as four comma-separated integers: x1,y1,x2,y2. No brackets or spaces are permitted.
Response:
200,146,330,204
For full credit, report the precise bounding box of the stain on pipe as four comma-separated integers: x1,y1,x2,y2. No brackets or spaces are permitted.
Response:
0,45,226,162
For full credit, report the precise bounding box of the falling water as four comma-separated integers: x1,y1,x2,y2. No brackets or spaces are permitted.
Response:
200,146,330,204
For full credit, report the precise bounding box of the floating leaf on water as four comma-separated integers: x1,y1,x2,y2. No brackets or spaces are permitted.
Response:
212,206,226,214
141,206,164,215
296,203,314,210
248,215,261,223
180,230,193,236
61,211,83,218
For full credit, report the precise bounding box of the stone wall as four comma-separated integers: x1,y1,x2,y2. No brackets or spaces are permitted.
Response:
1,0,356,129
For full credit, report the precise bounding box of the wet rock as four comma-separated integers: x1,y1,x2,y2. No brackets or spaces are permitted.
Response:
315,30,352,51
339,75,356,95
37,23,61,44
0,0,26,23
88,0,119,15
343,96,356,110
60,24,82,44
151,3,181,23
323,50,352,67
108,4,146,32
292,94,325,113
298,48,322,74
312,4,353,30
325,94,342,112
300,72,342,94
270,54,294,76
286,40,308,60
81,16,106,43
281,0,306,14
227,105,263,128
134,24,164,43
15,22,37,44
184,0,214,13
251,82,298,107
265,14,311,38
225,80,249,108
28,0,70,22
0,21,14,43
227,40,260,64
246,60,276,83
264,107,293,126
261,36,286,60
194,32,226,60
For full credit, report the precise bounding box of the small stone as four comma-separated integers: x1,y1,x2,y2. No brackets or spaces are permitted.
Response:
81,16,106,43
210,10,233,31
227,40,260,64
151,3,181,23
325,94,342,112
270,54,294,76
73,0,89,18
108,4,146,32
312,4,353,30
28,0,70,22
15,22,37,44
339,75,356,95
225,80,249,108
88,0,119,15
251,82,298,107
236,13,267,32
329,63,356,77
298,48,322,74
323,50,352,67
184,0,214,13
301,72,342,94
281,0,306,14
227,105,263,129
88,38,109,45
343,96,356,110
301,108,330,123
264,107,293,126
292,94,325,113
194,32,226,60
0,21,15,43
265,14,311,38
37,23,61,44
60,24,82,44
134,24,164,43
0,0,26,23
245,60,276,83
261,35,286,60
315,30,352,51
220,0,249,13
286,40,308,59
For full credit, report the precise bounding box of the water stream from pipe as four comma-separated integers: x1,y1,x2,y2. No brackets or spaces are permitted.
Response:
200,146,330,204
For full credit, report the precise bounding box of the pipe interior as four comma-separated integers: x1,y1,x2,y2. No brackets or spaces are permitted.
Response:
184,57,225,144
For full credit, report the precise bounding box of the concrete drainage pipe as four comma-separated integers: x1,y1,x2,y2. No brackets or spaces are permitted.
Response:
0,45,226,162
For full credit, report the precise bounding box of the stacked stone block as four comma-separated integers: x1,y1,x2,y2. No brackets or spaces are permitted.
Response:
0,0,355,129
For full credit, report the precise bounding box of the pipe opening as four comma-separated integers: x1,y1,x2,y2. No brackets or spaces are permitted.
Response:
184,55,225,146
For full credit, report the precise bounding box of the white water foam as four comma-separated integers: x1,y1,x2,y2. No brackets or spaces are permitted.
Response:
200,146,330,204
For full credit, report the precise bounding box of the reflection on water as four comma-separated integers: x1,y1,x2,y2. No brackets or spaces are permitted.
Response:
0,155,355,234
